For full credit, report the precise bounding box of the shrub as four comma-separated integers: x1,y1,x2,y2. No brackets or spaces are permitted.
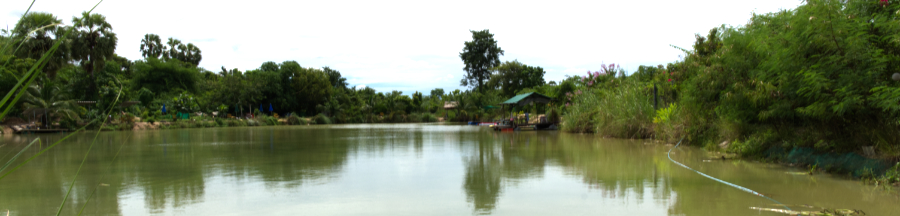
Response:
225,119,247,127
203,120,216,127
727,130,776,156
264,116,279,125
288,115,307,125
883,163,900,184
313,114,332,124
547,108,560,122
421,113,438,122
407,113,422,123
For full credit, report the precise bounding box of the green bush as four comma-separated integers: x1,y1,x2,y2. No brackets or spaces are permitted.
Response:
407,113,422,123
546,108,560,122
225,119,247,127
203,120,216,128
288,115,307,125
883,163,900,184
727,130,777,156
264,116,278,125
145,116,157,124
313,114,332,124
421,113,438,122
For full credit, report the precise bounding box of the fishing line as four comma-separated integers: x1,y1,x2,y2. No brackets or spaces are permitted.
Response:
667,138,793,212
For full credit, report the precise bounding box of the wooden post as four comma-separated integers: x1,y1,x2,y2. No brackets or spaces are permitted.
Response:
653,83,658,110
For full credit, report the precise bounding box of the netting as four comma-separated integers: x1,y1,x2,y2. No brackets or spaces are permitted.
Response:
765,147,890,178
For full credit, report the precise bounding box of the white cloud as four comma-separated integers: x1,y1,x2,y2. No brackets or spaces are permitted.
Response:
1,0,802,94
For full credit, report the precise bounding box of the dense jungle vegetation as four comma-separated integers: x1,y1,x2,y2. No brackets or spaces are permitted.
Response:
564,0,900,173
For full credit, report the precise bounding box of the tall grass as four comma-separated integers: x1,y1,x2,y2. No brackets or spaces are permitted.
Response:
0,1,111,216
562,79,655,138
561,88,599,133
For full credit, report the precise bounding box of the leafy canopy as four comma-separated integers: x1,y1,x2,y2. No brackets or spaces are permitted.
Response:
459,29,504,92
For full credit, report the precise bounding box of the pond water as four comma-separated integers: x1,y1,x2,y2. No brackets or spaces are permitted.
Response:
1,124,898,215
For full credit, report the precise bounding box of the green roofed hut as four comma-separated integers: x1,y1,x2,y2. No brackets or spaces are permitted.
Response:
496,92,557,131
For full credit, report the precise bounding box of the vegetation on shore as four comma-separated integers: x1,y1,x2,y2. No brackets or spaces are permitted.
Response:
3,0,900,184
2,16,568,132
561,0,900,183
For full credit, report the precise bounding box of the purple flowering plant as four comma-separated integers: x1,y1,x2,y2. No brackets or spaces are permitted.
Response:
581,63,620,87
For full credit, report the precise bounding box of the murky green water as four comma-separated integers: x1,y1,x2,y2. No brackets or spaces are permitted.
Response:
1,124,898,215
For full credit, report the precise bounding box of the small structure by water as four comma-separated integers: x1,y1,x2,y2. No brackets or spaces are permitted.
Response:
495,92,557,131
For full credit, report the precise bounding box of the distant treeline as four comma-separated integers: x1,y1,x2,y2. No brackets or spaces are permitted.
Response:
0,13,576,127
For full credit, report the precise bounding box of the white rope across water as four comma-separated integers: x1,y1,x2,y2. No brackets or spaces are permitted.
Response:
667,138,794,213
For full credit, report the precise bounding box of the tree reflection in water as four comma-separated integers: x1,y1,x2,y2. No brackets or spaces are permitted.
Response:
460,131,676,214
3,125,898,215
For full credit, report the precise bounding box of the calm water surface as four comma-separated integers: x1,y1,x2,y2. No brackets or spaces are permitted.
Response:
1,124,898,215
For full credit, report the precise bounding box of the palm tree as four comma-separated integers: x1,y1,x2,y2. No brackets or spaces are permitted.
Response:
12,12,69,79
163,37,182,60
21,84,80,128
70,12,117,78
140,33,164,58
183,43,202,66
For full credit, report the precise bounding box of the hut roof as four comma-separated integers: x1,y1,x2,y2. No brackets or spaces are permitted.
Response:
500,92,552,106
443,101,458,109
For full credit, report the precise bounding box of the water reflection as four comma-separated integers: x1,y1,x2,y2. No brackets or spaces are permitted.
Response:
0,124,897,215
460,132,676,214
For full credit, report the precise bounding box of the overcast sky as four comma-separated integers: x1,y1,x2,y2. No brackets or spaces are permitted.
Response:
2,0,803,94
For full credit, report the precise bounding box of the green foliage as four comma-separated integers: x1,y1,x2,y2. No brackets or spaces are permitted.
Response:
584,79,655,138
287,114,308,125
264,116,279,125
137,87,153,108
656,0,900,156
323,66,348,90
21,83,81,126
160,37,202,66
70,12,117,79
883,163,900,184
653,104,677,124
291,66,333,113
421,113,438,122
170,92,199,114
459,29,504,92
202,120,216,127
489,60,546,98
131,58,201,94
727,130,777,156
430,88,444,100
95,60,129,108
10,12,67,79
313,113,332,124
547,108,560,122
140,34,164,59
